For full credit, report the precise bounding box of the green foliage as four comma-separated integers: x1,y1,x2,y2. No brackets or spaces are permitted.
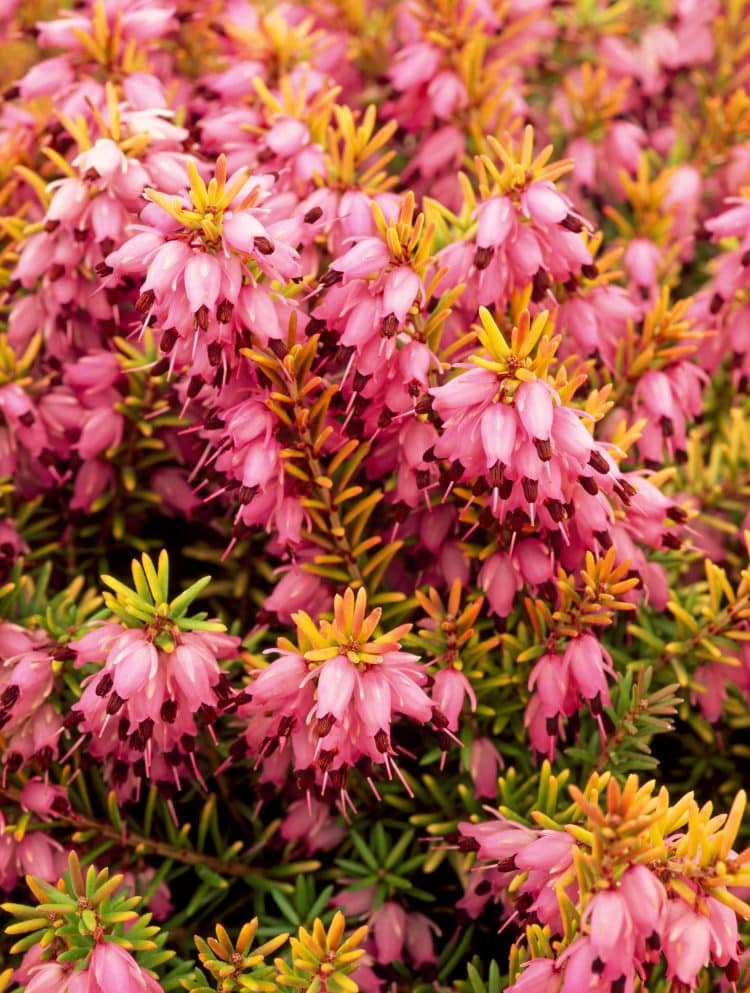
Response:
2,852,169,970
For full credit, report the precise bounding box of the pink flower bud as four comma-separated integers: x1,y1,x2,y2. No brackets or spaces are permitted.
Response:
142,240,191,295
46,179,88,225
619,865,666,939
624,237,661,290
469,737,503,798
77,408,124,459
431,668,475,730
222,211,267,254
479,553,520,617
75,139,126,181
663,902,711,985
563,635,613,703
383,266,420,322
107,232,164,275
316,655,357,721
515,540,553,586
332,238,390,279
476,197,513,248
404,913,440,966
357,669,392,736
389,42,441,90
183,253,222,313
515,380,554,441
252,653,308,705
551,407,594,462
528,653,568,718
91,940,159,993
109,632,159,698
19,57,73,99
427,70,468,119
19,780,66,820
371,902,407,963
509,957,559,993
522,182,569,224
266,117,309,156
24,964,69,993
481,404,517,467
585,890,634,965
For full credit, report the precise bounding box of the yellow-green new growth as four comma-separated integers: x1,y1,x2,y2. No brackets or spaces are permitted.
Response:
145,154,254,247
284,587,411,669
275,912,368,993
101,550,224,649
189,919,289,993
2,851,161,959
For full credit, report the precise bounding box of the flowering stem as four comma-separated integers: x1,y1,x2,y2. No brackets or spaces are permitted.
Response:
288,378,366,589
0,783,278,881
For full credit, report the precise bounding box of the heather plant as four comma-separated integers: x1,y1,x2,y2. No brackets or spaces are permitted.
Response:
2,1,750,992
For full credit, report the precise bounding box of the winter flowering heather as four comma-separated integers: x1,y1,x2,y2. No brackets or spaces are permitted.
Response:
4,3,750,993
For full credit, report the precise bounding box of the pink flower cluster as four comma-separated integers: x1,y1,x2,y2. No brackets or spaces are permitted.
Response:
460,792,744,993
69,622,238,799
236,589,443,799
3,0,750,990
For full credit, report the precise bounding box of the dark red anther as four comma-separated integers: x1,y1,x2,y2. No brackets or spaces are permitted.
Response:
160,327,178,353
534,438,552,461
106,692,125,715
254,236,275,255
588,450,609,474
579,474,598,495
374,729,391,753
474,246,494,270
381,313,399,338
522,477,538,502
135,289,156,314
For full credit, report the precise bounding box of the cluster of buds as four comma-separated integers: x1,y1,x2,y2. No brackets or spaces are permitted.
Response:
190,918,289,993
102,153,303,386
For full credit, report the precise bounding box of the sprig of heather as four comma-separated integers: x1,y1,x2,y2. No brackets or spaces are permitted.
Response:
461,775,750,993
236,586,446,803
67,552,239,799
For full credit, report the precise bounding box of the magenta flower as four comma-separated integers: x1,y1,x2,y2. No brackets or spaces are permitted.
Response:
469,737,504,798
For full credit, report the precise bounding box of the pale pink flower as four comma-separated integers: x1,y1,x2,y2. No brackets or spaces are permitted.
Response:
563,634,614,708
89,940,164,993
404,913,440,968
508,958,560,993
370,902,407,963
469,737,504,798
663,901,711,986
619,865,667,942
431,668,476,731
24,963,71,993
478,553,521,617
584,890,635,970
